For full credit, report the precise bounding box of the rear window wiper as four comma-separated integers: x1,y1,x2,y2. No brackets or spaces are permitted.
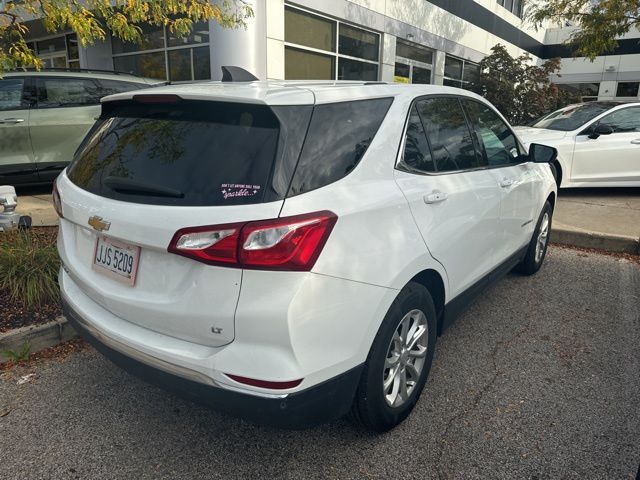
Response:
103,176,185,198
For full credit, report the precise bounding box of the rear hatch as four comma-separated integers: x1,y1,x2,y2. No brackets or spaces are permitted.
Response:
58,95,312,347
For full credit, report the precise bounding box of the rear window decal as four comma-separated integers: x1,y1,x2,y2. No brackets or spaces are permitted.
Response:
221,184,261,200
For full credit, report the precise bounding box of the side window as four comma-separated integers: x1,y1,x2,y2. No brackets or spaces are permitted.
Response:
416,97,484,172
598,107,640,133
400,104,435,173
0,78,25,111
96,79,147,96
287,97,393,196
36,78,102,108
463,99,522,167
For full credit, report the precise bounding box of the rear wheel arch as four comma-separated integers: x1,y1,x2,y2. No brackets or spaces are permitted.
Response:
407,269,445,335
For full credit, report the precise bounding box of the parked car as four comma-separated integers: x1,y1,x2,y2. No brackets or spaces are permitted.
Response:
0,69,163,185
514,101,640,188
55,80,557,431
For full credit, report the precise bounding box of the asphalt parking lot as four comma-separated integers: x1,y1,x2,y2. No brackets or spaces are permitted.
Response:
1,247,639,480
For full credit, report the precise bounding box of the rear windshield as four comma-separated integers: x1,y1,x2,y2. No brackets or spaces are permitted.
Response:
67,100,281,206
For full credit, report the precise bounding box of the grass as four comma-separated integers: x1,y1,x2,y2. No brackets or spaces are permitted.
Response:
2,340,31,362
0,230,60,308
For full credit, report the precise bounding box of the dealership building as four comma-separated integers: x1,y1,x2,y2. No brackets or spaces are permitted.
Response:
23,0,640,101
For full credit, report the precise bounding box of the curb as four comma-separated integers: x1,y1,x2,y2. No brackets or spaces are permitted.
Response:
551,227,640,255
0,316,76,364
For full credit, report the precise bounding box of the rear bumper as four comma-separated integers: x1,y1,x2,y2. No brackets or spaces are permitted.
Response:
63,298,363,429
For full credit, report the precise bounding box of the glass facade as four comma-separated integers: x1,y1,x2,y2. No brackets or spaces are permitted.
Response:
284,6,380,81
27,33,80,69
443,55,480,90
394,40,434,84
111,21,211,81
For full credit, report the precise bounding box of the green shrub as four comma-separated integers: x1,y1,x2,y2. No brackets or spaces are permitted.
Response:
0,231,60,307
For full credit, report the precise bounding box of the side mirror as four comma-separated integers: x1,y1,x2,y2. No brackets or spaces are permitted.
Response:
588,123,614,140
529,143,558,163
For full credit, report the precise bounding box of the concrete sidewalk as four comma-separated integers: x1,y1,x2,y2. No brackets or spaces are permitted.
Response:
11,186,640,254
553,188,640,254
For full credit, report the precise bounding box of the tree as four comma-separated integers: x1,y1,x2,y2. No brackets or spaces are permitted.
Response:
470,44,578,125
524,0,640,59
0,0,253,75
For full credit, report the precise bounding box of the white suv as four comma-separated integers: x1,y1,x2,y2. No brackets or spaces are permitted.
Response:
55,80,557,431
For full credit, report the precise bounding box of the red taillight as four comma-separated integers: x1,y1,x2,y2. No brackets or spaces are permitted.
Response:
225,374,303,390
52,180,63,218
168,211,337,271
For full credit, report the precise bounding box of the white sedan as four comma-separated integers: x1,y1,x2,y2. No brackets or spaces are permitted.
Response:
515,101,640,188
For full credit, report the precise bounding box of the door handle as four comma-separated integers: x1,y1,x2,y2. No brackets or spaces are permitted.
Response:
631,139,640,145
499,177,514,188
0,118,25,124
423,191,448,204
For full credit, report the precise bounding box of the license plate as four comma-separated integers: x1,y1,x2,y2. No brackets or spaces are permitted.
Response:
92,236,140,286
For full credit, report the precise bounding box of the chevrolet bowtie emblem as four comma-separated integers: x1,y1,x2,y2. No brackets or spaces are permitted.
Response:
88,216,111,232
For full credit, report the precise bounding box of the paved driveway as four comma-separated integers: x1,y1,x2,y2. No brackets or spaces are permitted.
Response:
1,247,638,479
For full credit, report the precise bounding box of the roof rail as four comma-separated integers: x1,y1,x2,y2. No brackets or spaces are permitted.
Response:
9,67,141,77
221,66,259,82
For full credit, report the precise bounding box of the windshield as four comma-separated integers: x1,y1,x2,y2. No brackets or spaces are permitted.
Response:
530,103,615,131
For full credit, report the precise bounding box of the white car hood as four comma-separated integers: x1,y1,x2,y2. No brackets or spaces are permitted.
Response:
513,126,569,145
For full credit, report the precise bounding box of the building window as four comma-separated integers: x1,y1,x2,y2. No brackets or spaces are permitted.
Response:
443,55,480,90
394,40,433,84
284,5,380,81
111,21,210,81
28,33,80,69
557,83,600,101
616,82,640,98
497,0,524,18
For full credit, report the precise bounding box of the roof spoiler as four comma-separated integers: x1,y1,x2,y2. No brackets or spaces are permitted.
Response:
221,66,259,82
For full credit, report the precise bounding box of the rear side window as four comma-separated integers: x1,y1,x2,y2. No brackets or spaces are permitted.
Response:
416,97,484,172
67,101,282,206
0,78,25,111
37,78,102,107
399,104,435,173
287,98,393,196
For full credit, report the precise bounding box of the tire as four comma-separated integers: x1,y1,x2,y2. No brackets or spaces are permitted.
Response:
351,282,437,432
516,201,553,275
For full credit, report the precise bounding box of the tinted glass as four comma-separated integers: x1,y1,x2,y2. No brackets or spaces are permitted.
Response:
111,24,165,54
68,101,281,206
394,62,410,82
532,103,618,131
412,66,431,84
557,83,600,97
193,46,211,80
168,48,191,81
0,78,25,111
167,20,209,47
616,82,640,97
417,97,483,172
463,99,521,166
36,36,66,54
599,107,640,133
396,41,433,64
463,62,480,84
285,47,334,80
400,105,434,173
338,24,379,61
36,78,102,107
288,98,393,195
285,7,336,52
444,56,463,80
113,52,166,79
338,58,378,81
